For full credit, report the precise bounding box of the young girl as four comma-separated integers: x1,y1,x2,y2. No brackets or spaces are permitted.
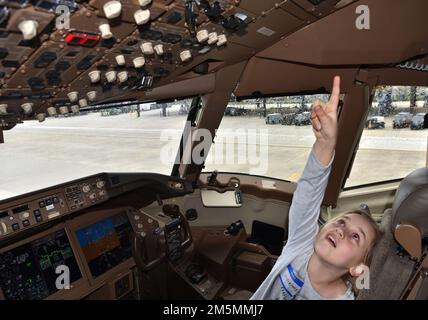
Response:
251,76,381,300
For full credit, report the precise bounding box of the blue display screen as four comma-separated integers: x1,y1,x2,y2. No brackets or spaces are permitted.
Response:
75,212,133,278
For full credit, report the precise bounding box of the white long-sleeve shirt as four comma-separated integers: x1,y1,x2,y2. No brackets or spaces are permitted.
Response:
251,148,354,300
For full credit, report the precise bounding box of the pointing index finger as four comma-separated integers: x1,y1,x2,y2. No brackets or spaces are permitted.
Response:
329,75,341,108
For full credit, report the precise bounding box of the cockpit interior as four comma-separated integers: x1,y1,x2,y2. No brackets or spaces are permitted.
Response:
0,0,427,300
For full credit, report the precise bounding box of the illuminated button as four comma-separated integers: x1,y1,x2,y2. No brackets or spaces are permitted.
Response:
147,218,153,224
140,231,146,237
39,200,46,208
99,190,106,197
12,223,20,231
47,212,60,219
82,184,91,193
89,193,96,200
137,223,143,229
21,212,30,219
22,220,30,227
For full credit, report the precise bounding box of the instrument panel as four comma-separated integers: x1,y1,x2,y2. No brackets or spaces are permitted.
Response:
0,174,109,240
0,207,136,300
0,172,193,299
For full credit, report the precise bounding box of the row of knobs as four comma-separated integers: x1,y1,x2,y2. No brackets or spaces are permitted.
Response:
0,103,81,121
82,180,106,200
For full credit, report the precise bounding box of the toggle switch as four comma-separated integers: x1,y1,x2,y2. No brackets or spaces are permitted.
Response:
99,23,113,39
59,106,69,115
217,34,227,46
87,91,97,101
18,20,39,40
154,44,164,56
196,29,209,43
134,9,150,25
133,56,145,68
117,71,128,83
207,32,218,45
47,106,57,116
180,50,192,62
36,113,46,122
105,70,117,83
115,54,125,66
0,104,7,115
67,91,78,102
71,105,80,113
79,99,88,107
88,70,101,83
138,0,152,6
103,1,122,19
21,103,33,114
140,42,154,55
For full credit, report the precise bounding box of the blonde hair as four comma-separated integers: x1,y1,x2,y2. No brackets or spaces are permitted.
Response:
337,209,383,294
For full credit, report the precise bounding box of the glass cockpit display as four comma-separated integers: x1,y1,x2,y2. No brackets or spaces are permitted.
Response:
0,229,82,300
75,212,133,278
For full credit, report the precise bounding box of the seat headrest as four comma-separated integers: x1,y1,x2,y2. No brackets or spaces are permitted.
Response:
392,167,428,237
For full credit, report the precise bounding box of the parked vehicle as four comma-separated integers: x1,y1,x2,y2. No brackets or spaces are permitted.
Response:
365,116,385,129
225,107,247,116
294,111,311,126
393,112,412,128
265,113,283,124
281,113,296,125
410,113,426,130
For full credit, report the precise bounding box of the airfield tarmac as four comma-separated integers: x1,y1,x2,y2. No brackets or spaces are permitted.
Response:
0,109,426,200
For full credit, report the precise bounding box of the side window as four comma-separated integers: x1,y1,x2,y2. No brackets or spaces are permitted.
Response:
345,86,428,187
203,94,331,181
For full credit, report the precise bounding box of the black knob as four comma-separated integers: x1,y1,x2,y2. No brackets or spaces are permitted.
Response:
185,209,198,221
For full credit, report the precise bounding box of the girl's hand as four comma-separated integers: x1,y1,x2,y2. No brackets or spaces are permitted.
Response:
311,76,340,165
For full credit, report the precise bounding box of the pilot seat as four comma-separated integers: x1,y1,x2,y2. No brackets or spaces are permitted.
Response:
358,167,428,300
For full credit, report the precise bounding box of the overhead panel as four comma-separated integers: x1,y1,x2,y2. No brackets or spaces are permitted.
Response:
257,0,428,65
